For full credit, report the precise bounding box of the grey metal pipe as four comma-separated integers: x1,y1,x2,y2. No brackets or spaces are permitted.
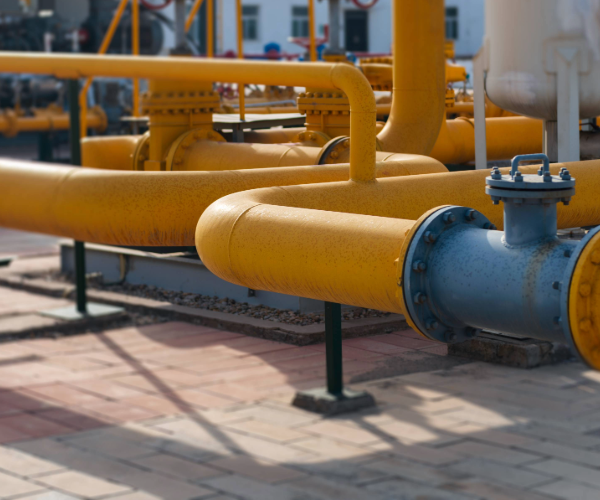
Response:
174,0,186,50
328,0,341,53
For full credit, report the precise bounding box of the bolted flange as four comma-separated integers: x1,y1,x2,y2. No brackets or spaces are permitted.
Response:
399,205,491,343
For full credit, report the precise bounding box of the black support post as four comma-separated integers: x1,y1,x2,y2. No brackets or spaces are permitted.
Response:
68,79,87,315
325,302,343,396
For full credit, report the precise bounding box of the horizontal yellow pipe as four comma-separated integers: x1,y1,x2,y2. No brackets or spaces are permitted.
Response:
0,155,444,246
0,108,106,137
430,116,543,164
196,160,600,312
0,52,376,182
82,135,142,170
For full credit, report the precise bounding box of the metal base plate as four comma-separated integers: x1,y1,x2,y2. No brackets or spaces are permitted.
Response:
292,387,376,415
40,302,125,321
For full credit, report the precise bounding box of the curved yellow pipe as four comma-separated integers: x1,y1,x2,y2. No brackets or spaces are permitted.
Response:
196,160,600,312
0,155,444,246
82,135,142,171
377,0,446,155
0,52,377,182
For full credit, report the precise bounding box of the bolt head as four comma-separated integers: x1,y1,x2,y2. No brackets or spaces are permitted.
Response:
552,281,561,290
412,260,427,273
426,320,439,331
424,231,436,244
443,212,456,224
514,172,524,182
444,330,457,342
413,292,428,305
465,209,477,221
543,171,553,182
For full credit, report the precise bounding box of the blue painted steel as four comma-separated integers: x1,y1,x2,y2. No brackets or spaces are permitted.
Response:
402,153,586,345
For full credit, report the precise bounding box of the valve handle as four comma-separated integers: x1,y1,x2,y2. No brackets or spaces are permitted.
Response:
510,153,550,178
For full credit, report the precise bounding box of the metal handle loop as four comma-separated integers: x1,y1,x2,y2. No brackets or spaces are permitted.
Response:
511,153,550,177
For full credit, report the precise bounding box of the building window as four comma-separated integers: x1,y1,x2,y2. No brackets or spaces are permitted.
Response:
445,6,459,40
291,6,309,37
242,5,259,41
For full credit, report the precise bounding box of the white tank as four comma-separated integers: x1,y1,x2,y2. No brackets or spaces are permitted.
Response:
484,0,600,120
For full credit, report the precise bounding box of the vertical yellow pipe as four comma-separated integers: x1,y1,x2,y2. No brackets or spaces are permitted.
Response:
308,0,317,62
206,0,214,57
237,0,245,120
79,0,129,138
185,0,205,33
131,0,140,117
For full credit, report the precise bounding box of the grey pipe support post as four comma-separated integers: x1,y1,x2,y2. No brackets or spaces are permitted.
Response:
68,79,87,315
327,0,341,54
174,0,187,51
402,153,584,348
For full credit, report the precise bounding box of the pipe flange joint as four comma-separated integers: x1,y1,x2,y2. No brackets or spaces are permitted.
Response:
560,225,600,370
166,128,226,170
317,136,350,164
486,154,575,206
401,205,492,343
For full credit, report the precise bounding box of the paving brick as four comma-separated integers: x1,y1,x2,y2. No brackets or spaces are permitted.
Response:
367,440,463,466
202,474,300,500
527,458,600,489
134,453,223,481
26,384,108,407
0,414,72,439
518,440,600,468
296,420,378,446
37,470,132,498
166,389,238,409
82,400,161,423
446,478,558,500
0,469,47,497
449,458,554,488
366,478,470,499
365,457,468,487
69,379,149,400
0,445,64,476
122,471,215,500
209,456,305,483
64,432,154,460
225,419,308,443
15,492,81,500
291,437,371,461
442,440,541,466
535,479,600,500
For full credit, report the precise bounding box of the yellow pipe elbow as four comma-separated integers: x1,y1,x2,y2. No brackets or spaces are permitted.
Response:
377,0,446,155
82,135,143,170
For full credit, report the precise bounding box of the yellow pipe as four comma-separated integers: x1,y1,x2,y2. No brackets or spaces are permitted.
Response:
196,160,600,313
81,135,142,170
430,116,543,165
0,155,445,246
0,53,378,182
237,0,245,121
185,0,205,33
132,0,140,118
377,0,446,155
207,0,214,58
0,107,106,137
308,0,317,62
79,0,129,139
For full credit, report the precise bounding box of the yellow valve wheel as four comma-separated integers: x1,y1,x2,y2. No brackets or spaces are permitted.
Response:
566,227,600,370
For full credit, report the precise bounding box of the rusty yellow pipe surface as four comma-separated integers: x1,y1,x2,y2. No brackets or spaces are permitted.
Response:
377,0,446,155
0,52,377,182
0,155,444,246
196,160,600,313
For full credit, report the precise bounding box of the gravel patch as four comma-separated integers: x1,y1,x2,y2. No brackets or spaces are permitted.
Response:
33,272,393,327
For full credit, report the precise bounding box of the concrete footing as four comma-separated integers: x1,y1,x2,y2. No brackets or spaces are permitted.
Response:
292,387,376,415
449,332,573,368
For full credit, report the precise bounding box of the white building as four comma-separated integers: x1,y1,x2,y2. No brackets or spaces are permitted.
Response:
183,0,484,58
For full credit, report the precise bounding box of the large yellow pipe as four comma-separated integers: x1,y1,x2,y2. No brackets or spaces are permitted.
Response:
81,135,141,170
0,52,377,182
196,160,600,312
0,155,445,246
377,0,446,154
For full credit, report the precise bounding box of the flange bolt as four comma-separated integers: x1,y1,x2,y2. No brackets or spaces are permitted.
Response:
543,171,553,183
412,260,427,273
514,171,524,182
464,209,477,221
443,212,456,224
426,319,439,331
424,231,437,244
491,167,502,180
413,292,428,305
444,330,457,342
560,169,571,181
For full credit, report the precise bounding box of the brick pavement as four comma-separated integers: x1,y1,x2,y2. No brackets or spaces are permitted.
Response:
0,291,596,499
